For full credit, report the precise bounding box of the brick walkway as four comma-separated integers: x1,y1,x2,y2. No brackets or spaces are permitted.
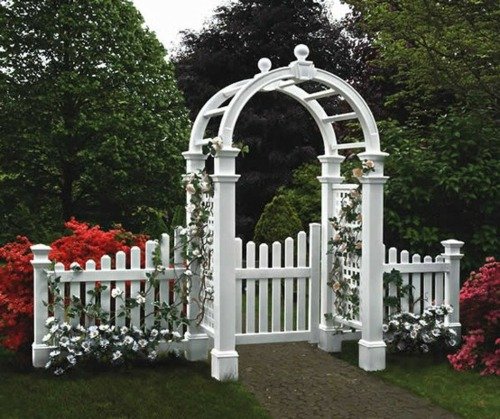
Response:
237,342,457,419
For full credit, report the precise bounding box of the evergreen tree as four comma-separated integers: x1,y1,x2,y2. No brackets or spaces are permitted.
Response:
173,0,380,241
0,0,190,243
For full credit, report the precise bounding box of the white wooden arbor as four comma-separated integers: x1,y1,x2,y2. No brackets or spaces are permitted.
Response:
183,45,389,380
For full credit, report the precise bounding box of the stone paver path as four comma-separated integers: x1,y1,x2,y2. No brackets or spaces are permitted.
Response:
238,342,457,419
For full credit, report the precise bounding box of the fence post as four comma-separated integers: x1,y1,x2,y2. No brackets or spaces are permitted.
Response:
357,151,389,371
31,244,53,368
308,223,321,343
182,151,211,361
210,146,240,381
317,154,344,351
441,239,464,337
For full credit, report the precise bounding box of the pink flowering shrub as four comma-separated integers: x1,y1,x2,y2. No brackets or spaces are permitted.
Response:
448,258,500,375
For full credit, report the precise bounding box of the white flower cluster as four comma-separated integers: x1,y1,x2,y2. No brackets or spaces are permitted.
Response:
44,317,184,375
383,304,457,354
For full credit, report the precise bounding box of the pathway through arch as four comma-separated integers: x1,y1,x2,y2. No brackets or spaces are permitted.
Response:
237,342,456,418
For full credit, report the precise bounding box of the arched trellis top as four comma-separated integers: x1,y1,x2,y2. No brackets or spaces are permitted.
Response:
188,44,380,156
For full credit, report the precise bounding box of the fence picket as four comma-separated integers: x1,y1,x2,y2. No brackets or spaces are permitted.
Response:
115,251,126,327
144,240,156,329
100,255,112,320
296,231,307,331
272,242,282,332
423,256,433,309
173,228,183,332
159,234,170,328
434,255,445,305
69,263,80,327
54,263,65,321
84,260,96,326
245,242,256,333
235,238,243,333
411,254,422,313
400,250,410,312
284,237,294,331
258,244,269,333
130,246,141,326
387,248,398,315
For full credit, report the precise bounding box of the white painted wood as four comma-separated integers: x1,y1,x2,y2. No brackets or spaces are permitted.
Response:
303,88,336,101
441,240,464,331
271,242,282,332
258,244,269,333
383,262,450,273
54,268,184,282
53,263,65,321
284,237,294,331
400,250,410,313
309,223,321,344
144,240,156,329
173,228,183,324
130,246,141,327
296,231,307,331
115,251,126,327
235,238,243,334
245,242,256,333
387,248,398,315
236,267,310,278
69,266,80,326
411,254,422,314
100,255,111,319
85,259,96,327
330,142,366,150
236,330,310,345
434,255,445,305
159,234,170,329
322,112,357,123
423,256,433,309
204,106,229,118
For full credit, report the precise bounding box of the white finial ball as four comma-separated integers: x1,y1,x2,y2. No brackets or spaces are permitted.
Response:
258,57,272,73
294,44,309,61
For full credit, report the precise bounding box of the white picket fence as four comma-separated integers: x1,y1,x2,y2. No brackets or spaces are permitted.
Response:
333,243,462,331
233,223,321,344
31,231,187,366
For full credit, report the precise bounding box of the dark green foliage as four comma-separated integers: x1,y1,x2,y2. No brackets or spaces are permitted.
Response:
0,0,190,243
253,195,302,244
173,0,380,241
277,163,321,230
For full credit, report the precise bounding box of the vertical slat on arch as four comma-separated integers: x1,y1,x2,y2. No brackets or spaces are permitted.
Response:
245,241,256,333
423,256,433,309
258,244,269,333
272,242,282,332
144,240,156,329
130,246,141,327
400,250,410,312
159,233,170,328
434,255,445,305
284,237,294,331
85,259,96,327
296,231,307,331
100,255,112,319
411,254,422,314
115,251,126,327
235,238,243,334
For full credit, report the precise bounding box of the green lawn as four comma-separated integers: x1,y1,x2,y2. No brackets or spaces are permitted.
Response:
336,341,500,419
0,349,269,419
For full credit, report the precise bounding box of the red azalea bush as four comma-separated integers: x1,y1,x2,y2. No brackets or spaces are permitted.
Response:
0,219,147,352
448,257,500,375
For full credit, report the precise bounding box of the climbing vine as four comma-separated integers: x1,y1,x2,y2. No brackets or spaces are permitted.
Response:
326,159,374,324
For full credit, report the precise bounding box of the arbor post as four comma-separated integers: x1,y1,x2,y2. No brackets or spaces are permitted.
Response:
357,151,388,371
210,147,240,381
317,154,345,352
182,151,210,361
441,239,464,337
31,244,53,368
